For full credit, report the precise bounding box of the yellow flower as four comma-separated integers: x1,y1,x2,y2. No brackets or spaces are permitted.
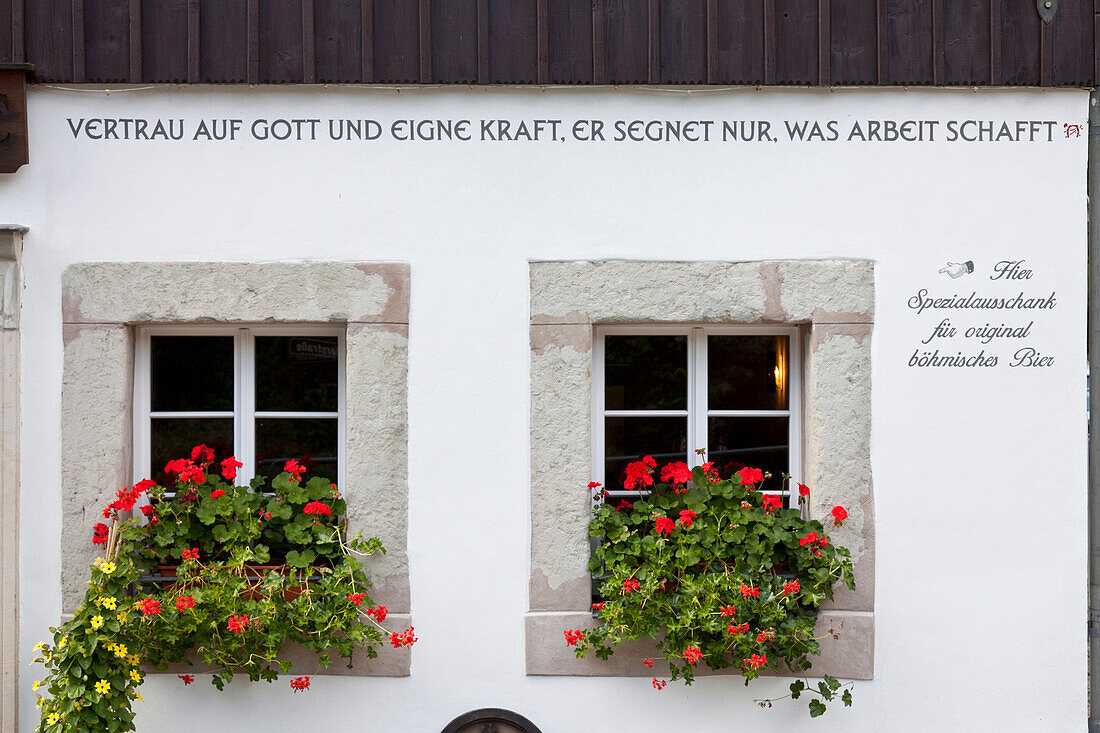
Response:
129,669,141,683
128,655,140,666
31,680,40,690
99,562,116,575
46,713,59,724
117,611,128,625
32,642,45,652
135,692,142,702
57,636,67,648
113,644,128,658
94,679,110,694
101,597,117,610
89,616,104,630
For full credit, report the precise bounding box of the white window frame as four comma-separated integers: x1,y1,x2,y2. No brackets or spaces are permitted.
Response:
592,324,802,505
133,324,347,488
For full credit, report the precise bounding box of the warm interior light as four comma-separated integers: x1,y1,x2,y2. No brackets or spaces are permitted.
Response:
774,362,784,390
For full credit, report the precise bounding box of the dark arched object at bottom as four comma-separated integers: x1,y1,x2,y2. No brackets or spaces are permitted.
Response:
441,708,543,733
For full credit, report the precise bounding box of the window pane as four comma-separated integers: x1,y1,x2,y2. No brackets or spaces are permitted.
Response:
604,416,687,490
708,335,789,411
150,418,234,485
707,416,789,484
255,336,339,412
604,335,687,410
151,336,234,412
255,418,338,484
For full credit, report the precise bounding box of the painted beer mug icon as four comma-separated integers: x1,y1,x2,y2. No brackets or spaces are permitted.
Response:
938,260,974,279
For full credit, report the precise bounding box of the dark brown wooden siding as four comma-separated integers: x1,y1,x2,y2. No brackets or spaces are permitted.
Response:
4,0,1097,85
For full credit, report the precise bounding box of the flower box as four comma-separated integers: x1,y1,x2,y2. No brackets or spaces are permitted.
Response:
30,445,415,733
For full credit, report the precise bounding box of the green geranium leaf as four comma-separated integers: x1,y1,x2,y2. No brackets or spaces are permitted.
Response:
285,549,315,568
808,699,827,718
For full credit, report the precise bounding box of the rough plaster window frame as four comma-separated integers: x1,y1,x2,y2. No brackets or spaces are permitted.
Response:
61,261,411,676
592,324,803,503
527,260,875,680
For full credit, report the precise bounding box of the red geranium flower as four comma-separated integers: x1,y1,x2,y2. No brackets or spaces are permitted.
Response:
389,627,417,648
762,494,782,513
798,483,810,497
290,675,310,692
728,622,749,635
799,531,819,547
623,457,656,491
616,499,633,512
739,583,760,597
226,614,249,633
642,657,654,668
660,461,692,485
652,677,667,690
653,516,676,535
831,505,848,526
175,595,196,611
366,605,388,622
683,646,703,665
720,605,737,617
782,579,801,595
221,457,243,481
92,523,110,545
284,459,306,480
165,458,205,485
739,467,764,486
137,598,161,616
592,602,604,611
303,501,332,516
743,653,768,668
209,489,225,499
181,548,200,562
178,674,194,685
622,578,641,594
190,444,215,466
677,509,697,528
348,592,367,606
563,629,585,646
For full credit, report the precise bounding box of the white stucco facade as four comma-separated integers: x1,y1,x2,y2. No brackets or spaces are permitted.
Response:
1,85,1088,731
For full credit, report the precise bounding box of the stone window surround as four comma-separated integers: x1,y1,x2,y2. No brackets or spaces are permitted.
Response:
61,261,411,676
526,260,875,680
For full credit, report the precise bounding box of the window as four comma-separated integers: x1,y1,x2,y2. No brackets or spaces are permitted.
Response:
61,261,410,645
526,260,874,679
593,326,801,502
133,325,345,488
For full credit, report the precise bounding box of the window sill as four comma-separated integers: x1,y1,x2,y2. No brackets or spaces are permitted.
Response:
524,610,872,680
62,612,413,678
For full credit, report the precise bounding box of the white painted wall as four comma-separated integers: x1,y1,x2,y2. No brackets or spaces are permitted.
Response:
2,85,1088,732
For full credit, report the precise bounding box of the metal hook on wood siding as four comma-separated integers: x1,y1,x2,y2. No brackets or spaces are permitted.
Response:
1036,0,1057,24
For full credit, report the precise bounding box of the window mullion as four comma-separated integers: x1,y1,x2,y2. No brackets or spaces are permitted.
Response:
337,328,347,493
132,327,151,483
238,328,255,486
787,327,803,506
691,328,707,468
591,330,606,489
